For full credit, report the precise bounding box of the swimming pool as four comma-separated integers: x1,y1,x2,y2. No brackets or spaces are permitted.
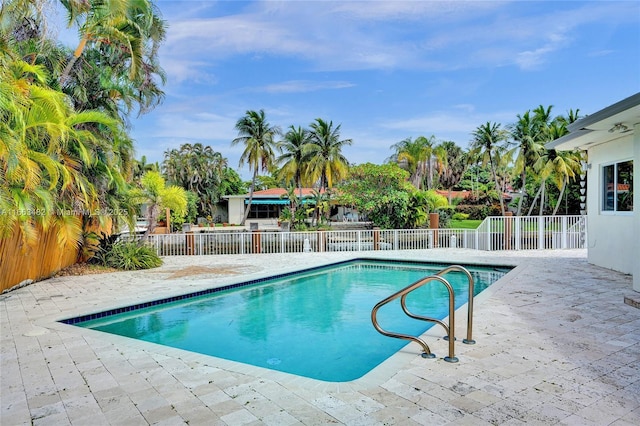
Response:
62,259,510,382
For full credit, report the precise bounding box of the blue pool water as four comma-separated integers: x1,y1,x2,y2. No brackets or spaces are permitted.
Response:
65,259,509,382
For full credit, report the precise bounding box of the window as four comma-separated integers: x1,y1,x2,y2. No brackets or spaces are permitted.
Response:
247,204,280,219
602,160,633,212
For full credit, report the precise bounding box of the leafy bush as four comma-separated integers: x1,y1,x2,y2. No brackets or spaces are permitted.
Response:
452,212,470,221
455,204,489,220
98,240,162,270
434,207,455,228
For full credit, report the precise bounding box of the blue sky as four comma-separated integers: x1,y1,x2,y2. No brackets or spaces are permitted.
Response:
64,1,640,179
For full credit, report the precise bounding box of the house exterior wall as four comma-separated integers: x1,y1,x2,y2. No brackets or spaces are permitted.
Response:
586,134,636,279
227,198,245,225
634,124,640,292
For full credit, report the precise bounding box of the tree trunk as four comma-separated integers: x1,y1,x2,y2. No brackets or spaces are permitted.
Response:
527,183,543,216
552,177,567,215
539,182,545,215
60,37,87,86
141,204,159,241
516,170,526,216
241,170,257,226
490,159,506,216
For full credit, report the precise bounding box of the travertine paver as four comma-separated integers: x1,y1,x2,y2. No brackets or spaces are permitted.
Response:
1,249,639,425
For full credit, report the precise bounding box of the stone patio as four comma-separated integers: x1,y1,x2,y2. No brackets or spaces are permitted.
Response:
1,249,639,425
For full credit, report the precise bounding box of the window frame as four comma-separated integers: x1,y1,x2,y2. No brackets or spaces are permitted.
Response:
601,159,634,215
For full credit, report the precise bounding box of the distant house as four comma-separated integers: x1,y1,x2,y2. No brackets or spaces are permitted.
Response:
548,92,639,295
223,188,363,227
223,188,319,227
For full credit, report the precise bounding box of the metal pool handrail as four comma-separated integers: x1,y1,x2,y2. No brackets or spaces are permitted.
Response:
434,265,476,344
371,274,458,363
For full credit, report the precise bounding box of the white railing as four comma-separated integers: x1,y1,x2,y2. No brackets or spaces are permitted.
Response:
132,215,586,256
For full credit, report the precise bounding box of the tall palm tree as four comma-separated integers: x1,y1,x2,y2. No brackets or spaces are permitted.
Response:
277,125,311,220
60,0,166,118
231,109,281,225
470,122,508,215
163,143,228,217
435,141,468,204
510,111,546,216
59,0,165,87
305,118,352,190
532,146,581,215
389,135,435,189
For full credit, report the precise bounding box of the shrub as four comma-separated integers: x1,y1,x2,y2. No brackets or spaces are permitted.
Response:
452,212,469,221
434,207,455,228
455,204,488,220
101,240,162,270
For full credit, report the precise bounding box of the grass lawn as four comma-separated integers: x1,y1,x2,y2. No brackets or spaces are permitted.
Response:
450,220,483,229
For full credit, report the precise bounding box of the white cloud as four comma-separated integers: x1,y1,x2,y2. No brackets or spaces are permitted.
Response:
257,80,355,94
380,108,517,145
151,111,238,141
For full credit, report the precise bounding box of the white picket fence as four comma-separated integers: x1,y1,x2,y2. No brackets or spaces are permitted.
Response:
130,215,586,256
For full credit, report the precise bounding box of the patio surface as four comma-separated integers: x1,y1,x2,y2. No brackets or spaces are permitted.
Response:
1,249,639,425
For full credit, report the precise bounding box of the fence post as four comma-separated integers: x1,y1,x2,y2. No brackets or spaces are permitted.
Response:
488,219,492,251
538,216,544,250
318,230,326,252
515,216,521,250
561,216,568,249
185,232,195,255
373,228,380,250
504,212,513,250
429,213,439,248
252,230,261,254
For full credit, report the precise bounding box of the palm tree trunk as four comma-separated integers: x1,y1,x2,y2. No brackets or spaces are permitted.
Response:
527,184,543,216
241,170,257,225
516,171,526,216
60,37,88,85
539,182,545,215
552,177,567,215
490,159,506,216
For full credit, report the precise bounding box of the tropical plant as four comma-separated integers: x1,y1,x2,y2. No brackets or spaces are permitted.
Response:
435,141,468,204
134,171,187,239
100,239,162,270
336,163,428,229
163,143,227,217
388,135,436,189
231,109,281,225
59,0,166,88
510,109,547,215
305,118,352,190
278,125,311,196
470,122,509,216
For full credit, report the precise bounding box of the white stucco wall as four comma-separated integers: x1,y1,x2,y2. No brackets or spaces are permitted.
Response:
227,198,245,225
586,134,636,276
634,124,640,292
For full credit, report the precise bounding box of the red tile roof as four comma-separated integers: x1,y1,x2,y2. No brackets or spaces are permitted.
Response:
248,188,322,197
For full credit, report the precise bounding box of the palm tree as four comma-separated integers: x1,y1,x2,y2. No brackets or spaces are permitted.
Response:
305,118,352,190
532,146,581,215
470,122,509,215
134,171,187,239
389,135,435,189
60,0,167,118
510,111,546,216
435,141,468,204
59,0,166,87
163,143,228,217
278,125,311,193
231,110,281,225
277,125,311,222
